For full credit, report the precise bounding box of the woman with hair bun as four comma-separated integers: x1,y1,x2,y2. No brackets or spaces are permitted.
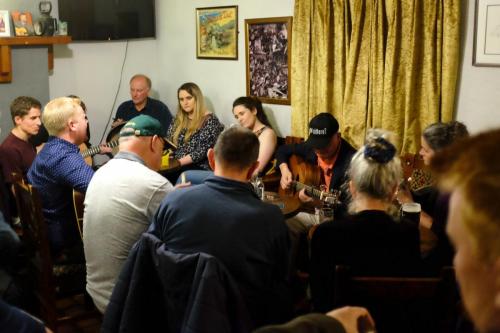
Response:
310,129,422,313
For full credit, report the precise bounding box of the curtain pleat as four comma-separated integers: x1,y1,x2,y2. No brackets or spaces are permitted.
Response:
291,0,460,153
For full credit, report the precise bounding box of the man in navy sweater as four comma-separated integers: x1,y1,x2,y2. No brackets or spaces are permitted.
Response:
149,126,292,328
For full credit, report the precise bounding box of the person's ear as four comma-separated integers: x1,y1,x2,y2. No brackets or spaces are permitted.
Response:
246,161,260,180
14,115,22,126
207,148,216,171
68,117,77,132
150,136,159,152
349,180,357,199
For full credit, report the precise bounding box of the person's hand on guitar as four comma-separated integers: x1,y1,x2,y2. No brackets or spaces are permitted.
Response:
111,118,126,129
279,162,293,190
99,144,113,154
298,188,314,203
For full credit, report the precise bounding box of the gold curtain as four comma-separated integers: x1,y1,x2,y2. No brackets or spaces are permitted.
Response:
291,0,461,152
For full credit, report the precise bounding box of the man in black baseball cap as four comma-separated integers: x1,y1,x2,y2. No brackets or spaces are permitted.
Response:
277,112,354,194
275,112,356,275
304,113,340,150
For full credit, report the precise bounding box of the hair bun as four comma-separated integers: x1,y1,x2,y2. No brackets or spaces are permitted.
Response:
364,137,396,164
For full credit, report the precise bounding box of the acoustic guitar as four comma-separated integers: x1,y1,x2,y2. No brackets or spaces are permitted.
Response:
279,155,340,207
72,189,84,239
78,140,120,166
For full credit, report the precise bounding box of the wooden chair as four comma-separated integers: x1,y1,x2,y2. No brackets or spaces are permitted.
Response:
12,176,99,332
333,265,459,333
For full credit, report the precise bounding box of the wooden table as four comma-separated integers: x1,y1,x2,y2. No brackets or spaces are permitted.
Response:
263,191,301,218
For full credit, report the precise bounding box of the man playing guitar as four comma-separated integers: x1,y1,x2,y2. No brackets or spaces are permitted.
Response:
276,113,356,272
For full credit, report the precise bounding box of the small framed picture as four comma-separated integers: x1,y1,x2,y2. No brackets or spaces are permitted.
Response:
11,11,34,36
473,0,500,66
0,10,11,37
245,17,292,105
196,6,238,60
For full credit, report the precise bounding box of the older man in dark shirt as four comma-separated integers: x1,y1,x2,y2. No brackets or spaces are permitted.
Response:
112,74,172,135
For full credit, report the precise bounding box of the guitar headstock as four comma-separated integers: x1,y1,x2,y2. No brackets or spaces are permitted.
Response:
323,189,341,206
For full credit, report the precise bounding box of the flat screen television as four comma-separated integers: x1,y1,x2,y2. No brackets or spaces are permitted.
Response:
58,0,156,41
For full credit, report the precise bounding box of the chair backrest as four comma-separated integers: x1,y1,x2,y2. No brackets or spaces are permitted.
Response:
11,177,59,328
285,136,304,145
333,265,458,333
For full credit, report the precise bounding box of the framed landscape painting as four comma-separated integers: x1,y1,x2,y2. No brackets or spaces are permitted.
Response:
196,6,238,60
245,17,292,105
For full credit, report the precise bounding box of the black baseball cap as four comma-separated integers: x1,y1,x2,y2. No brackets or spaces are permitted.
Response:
305,113,340,149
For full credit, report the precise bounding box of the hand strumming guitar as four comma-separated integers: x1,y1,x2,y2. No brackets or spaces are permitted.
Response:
279,162,293,190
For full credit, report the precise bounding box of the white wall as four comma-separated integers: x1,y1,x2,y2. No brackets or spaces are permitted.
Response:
47,0,500,145
455,1,500,133
49,0,294,145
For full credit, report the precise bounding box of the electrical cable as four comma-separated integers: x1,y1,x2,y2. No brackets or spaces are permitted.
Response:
99,39,129,143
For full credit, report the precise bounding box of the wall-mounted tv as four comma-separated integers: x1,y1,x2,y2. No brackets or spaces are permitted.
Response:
58,0,156,41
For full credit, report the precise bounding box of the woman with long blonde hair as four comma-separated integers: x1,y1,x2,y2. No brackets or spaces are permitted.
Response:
166,82,224,183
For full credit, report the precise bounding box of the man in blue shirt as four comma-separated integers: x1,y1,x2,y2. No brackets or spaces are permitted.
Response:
112,74,172,135
28,97,93,259
149,127,292,327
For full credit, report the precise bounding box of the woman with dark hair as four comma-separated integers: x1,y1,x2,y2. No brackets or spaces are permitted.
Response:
419,121,469,166
167,82,224,183
398,120,469,271
232,96,277,176
177,96,277,184
310,129,421,313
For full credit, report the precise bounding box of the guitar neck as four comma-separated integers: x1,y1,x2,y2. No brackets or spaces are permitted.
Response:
81,140,119,158
293,181,325,200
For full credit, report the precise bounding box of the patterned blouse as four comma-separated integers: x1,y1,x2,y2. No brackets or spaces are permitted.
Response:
167,114,224,170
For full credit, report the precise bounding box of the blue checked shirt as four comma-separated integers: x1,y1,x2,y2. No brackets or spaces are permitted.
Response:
27,137,94,255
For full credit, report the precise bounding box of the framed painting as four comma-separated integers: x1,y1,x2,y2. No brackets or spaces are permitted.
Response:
245,17,292,105
0,10,12,37
196,6,238,60
11,11,34,36
473,0,500,66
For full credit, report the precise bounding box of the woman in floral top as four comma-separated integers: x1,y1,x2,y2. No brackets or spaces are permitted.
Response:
166,82,224,183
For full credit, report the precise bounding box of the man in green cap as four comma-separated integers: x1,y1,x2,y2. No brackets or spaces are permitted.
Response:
83,115,175,313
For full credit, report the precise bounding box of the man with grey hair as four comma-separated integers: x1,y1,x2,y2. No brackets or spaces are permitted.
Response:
149,126,292,328
84,115,175,313
112,74,172,134
28,97,93,259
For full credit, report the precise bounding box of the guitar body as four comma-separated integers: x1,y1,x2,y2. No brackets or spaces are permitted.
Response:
72,190,85,239
279,154,322,198
79,143,93,166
